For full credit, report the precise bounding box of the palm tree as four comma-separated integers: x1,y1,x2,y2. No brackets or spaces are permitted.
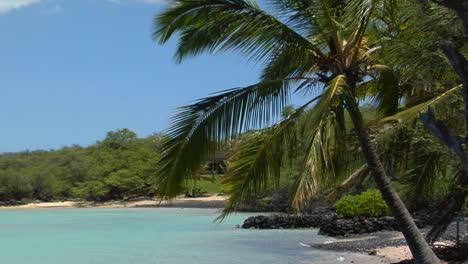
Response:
362,0,467,244
153,0,439,263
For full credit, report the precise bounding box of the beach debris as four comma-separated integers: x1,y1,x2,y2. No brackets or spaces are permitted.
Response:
337,256,345,261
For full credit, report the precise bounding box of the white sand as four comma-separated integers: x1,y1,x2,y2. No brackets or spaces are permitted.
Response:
376,246,412,263
376,245,453,264
0,196,228,209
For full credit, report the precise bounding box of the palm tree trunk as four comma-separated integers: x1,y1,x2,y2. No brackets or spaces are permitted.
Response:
345,96,440,264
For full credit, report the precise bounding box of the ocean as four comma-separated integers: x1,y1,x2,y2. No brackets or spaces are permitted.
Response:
0,208,379,264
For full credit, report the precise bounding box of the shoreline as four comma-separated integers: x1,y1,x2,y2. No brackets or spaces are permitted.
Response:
0,196,228,210
1,198,464,263
312,226,465,264
313,230,411,263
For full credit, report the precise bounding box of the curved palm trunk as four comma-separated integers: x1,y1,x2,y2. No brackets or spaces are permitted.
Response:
345,97,440,264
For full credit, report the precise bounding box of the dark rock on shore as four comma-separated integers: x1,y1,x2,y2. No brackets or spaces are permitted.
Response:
313,230,407,253
318,216,426,237
410,209,442,226
242,208,337,229
242,210,426,237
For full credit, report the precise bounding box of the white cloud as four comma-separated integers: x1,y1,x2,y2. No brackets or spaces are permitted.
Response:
0,0,42,14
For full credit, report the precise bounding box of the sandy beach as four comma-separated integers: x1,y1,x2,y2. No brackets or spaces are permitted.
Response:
0,196,228,210
313,227,467,263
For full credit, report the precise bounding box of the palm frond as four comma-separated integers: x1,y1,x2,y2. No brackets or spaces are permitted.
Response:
401,150,447,207
219,75,345,218
157,79,298,197
289,75,348,212
382,84,462,124
372,0,460,88
154,0,324,63
342,0,381,65
266,0,344,47
327,164,368,200
217,96,321,220
261,45,318,81
327,82,460,201
331,82,460,201
362,65,401,117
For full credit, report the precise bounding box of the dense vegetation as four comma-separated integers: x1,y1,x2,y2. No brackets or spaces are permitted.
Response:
236,103,463,212
0,129,163,203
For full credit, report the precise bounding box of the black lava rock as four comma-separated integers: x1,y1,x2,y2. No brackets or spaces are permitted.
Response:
241,209,338,229
318,216,426,237
242,210,427,238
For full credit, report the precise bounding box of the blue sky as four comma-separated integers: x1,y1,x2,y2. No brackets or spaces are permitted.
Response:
0,0,267,152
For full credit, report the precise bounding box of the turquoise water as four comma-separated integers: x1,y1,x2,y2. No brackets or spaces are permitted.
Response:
0,208,378,264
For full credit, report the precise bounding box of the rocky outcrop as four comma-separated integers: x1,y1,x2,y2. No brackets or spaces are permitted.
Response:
318,216,405,236
242,208,337,229
242,211,427,237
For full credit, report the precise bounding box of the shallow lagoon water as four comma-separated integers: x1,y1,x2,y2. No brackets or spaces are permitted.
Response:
0,208,380,264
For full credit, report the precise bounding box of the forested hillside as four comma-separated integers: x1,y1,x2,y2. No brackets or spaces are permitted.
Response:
0,129,162,203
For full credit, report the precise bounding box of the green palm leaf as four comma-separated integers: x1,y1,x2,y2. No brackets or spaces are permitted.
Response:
154,0,325,63
359,65,401,117
157,79,306,197
382,84,462,124
289,74,349,211
218,95,322,219
328,84,462,199
217,75,346,217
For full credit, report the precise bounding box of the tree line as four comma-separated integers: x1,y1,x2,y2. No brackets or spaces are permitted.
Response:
0,129,162,203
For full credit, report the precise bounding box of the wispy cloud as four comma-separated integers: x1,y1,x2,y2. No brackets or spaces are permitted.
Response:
0,0,41,14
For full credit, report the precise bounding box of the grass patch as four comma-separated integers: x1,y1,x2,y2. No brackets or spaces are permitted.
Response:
191,174,225,195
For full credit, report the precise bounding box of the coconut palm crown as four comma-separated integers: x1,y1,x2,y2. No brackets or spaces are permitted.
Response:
153,0,440,263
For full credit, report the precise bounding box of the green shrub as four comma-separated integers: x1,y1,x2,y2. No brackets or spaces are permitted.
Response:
72,181,110,201
19,198,35,204
334,195,361,217
334,189,390,217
